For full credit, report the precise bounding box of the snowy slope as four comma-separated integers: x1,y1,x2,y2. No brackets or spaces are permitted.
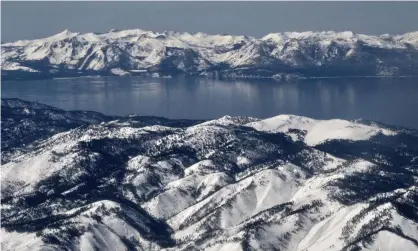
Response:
2,29,418,80
1,98,418,251
247,114,397,146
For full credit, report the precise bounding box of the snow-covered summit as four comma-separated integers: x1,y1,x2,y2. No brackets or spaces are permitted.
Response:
247,114,396,146
2,29,418,80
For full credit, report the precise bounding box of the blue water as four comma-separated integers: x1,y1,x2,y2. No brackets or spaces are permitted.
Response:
2,76,418,129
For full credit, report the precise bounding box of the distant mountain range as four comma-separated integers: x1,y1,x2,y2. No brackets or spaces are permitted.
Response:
2,98,418,251
2,29,418,80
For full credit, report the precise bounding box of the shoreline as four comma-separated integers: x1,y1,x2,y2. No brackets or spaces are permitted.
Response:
2,73,418,82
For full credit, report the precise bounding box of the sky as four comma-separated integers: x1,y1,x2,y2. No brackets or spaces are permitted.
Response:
2,2,418,42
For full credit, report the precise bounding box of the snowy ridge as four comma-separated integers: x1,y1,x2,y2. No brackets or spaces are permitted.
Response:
1,99,418,251
2,29,418,80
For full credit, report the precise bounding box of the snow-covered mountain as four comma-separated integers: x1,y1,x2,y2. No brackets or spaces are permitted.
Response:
1,98,418,251
2,29,418,80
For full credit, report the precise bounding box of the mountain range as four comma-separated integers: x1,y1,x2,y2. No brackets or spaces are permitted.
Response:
1,98,418,251
2,29,418,80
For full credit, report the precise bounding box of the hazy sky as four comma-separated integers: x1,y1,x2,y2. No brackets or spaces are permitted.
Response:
2,2,418,42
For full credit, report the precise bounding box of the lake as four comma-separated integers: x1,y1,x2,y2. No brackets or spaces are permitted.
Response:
2,76,418,129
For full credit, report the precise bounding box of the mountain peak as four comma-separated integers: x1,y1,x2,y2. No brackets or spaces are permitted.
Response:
60,29,72,34
46,29,78,41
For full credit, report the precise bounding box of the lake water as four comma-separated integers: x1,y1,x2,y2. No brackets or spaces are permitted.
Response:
2,76,418,129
